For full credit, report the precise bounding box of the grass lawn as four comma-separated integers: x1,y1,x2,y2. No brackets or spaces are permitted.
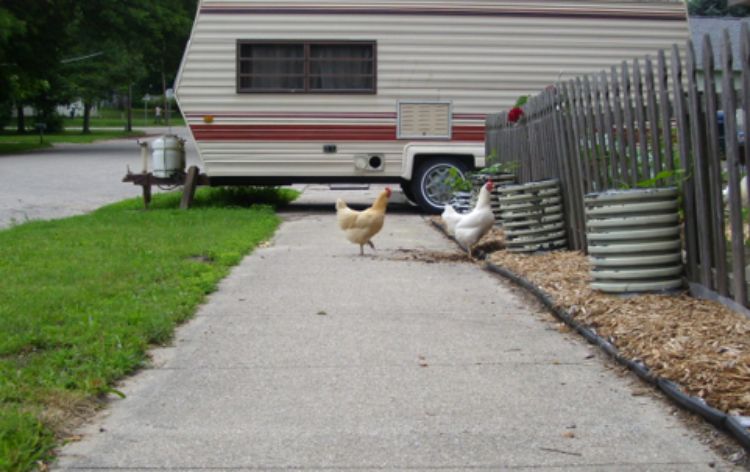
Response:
0,131,145,155
0,187,297,471
62,107,186,129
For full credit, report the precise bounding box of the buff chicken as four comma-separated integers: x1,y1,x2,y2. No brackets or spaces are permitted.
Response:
335,187,391,255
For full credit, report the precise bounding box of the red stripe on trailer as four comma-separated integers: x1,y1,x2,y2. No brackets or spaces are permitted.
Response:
189,124,485,142
191,124,398,141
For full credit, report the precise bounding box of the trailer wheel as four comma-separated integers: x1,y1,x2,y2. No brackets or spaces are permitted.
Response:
410,158,468,214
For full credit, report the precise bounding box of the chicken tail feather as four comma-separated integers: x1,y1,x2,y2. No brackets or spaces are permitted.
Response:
335,198,349,211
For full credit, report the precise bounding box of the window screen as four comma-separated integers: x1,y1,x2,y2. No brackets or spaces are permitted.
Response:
237,41,376,94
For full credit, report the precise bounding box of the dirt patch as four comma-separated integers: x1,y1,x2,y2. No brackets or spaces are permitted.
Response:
474,227,506,254
38,391,101,441
486,249,750,417
187,255,214,264
388,248,470,264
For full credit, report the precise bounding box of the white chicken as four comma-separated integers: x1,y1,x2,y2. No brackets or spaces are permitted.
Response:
723,175,749,208
453,179,495,258
440,204,462,236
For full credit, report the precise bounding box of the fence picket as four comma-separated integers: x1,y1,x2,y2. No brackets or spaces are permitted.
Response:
645,56,663,177
572,79,593,193
657,50,675,176
721,29,747,305
741,24,750,210
702,35,729,296
592,73,609,187
686,39,715,289
671,44,698,282
611,66,629,185
551,89,577,250
621,62,639,187
563,81,589,250
584,76,605,190
601,71,617,188
633,59,651,181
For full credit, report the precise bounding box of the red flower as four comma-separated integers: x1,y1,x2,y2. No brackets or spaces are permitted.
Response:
508,107,524,123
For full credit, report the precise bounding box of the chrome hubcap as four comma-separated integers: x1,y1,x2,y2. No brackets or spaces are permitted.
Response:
422,164,463,207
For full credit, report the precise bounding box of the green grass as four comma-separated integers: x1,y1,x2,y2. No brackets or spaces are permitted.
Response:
0,187,297,471
62,107,186,129
0,131,145,155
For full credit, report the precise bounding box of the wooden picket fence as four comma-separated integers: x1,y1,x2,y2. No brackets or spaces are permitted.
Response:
486,25,750,310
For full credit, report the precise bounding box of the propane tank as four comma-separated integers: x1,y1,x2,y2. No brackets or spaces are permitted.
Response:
151,135,186,178
138,140,149,173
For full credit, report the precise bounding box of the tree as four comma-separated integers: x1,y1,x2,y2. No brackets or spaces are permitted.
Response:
0,7,24,130
138,0,198,125
73,0,196,130
687,0,750,16
1,1,79,132
0,0,198,134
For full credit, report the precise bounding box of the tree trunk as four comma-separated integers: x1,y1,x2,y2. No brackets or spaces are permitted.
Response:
16,104,25,134
83,102,92,134
125,84,133,132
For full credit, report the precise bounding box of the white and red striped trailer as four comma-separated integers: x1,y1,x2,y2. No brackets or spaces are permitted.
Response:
175,0,688,212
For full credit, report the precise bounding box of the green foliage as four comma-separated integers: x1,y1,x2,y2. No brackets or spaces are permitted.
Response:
0,1,197,132
687,0,750,16
0,188,292,471
477,161,519,175
635,169,687,189
514,95,530,108
446,167,473,192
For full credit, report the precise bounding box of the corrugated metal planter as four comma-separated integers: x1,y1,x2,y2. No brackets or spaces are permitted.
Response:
449,191,473,214
497,179,567,252
584,187,683,293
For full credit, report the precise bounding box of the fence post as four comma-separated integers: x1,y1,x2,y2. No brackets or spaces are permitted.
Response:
743,24,750,209
671,44,699,283
686,39,716,289
702,35,729,296
721,29,748,305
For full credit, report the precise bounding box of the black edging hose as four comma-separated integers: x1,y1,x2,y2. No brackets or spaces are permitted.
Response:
429,219,750,451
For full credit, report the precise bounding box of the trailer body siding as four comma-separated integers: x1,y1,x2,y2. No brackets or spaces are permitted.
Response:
176,0,688,178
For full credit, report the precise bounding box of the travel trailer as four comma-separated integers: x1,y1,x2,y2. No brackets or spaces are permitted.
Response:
175,0,689,212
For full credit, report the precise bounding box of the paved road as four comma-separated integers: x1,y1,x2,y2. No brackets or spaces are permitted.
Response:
0,127,198,228
55,185,732,471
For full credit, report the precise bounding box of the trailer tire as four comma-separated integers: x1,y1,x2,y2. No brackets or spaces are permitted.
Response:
410,158,468,214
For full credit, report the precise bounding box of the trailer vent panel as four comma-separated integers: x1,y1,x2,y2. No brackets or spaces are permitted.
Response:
398,102,451,139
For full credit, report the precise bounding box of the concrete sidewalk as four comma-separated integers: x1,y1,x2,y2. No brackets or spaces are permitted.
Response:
56,186,731,471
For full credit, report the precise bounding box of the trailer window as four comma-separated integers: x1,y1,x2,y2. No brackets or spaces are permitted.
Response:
237,41,376,94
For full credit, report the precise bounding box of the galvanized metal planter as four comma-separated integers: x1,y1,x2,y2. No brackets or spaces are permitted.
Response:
496,179,567,252
449,191,473,214
584,187,683,293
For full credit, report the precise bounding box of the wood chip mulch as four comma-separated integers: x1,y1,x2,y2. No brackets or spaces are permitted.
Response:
487,248,750,416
